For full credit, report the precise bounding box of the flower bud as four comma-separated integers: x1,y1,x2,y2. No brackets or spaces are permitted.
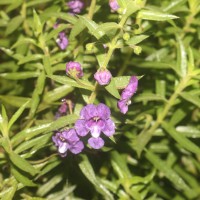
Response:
86,43,94,51
123,33,130,41
67,0,84,14
94,69,112,85
109,0,119,12
133,46,142,55
66,61,83,78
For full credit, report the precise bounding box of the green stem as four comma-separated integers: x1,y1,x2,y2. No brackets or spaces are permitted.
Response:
88,0,96,19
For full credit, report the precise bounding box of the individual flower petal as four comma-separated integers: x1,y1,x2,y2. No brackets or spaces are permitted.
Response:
102,119,115,137
117,99,131,114
96,103,111,119
94,69,112,85
58,102,68,114
69,140,84,154
58,142,68,154
109,0,119,11
80,104,97,119
66,61,83,78
62,129,80,143
75,119,89,136
88,137,105,149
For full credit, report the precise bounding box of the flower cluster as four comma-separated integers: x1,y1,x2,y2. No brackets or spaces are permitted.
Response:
52,103,115,156
117,76,138,114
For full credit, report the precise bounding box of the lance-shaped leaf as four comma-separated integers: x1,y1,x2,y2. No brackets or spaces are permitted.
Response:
138,10,179,21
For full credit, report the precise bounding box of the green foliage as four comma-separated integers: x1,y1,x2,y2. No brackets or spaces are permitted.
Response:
0,0,200,199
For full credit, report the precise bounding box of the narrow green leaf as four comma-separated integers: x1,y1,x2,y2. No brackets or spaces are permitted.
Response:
11,114,78,146
43,55,52,75
110,151,131,179
0,105,8,137
145,150,191,192
177,36,187,77
0,95,31,107
18,54,42,65
40,12,77,25
134,93,167,102
48,75,95,91
188,47,195,72
14,133,51,154
126,35,149,46
78,16,108,41
176,126,200,138
11,165,36,187
29,71,45,117
180,92,200,108
105,78,120,99
11,38,37,49
5,15,23,35
43,85,74,103
0,72,40,80
97,22,120,34
9,151,39,176
33,9,42,35
162,122,200,154
8,100,30,130
69,18,85,39
138,10,179,21
169,108,186,126
37,175,62,196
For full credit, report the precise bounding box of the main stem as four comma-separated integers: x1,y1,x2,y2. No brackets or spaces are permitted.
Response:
89,15,128,103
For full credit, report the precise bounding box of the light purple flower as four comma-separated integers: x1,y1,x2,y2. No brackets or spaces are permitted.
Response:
117,76,138,114
75,103,115,149
109,0,119,11
52,129,84,157
66,61,84,78
68,0,84,14
56,32,69,50
94,69,112,85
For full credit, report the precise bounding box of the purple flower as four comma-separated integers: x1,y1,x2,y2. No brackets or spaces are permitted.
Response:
117,76,138,114
52,129,84,157
109,0,119,11
66,61,84,78
94,69,112,85
67,0,84,14
56,32,69,50
75,103,115,149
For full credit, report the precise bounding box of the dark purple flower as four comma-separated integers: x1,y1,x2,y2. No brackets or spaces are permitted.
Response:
56,32,69,50
52,129,84,157
109,0,119,11
117,76,138,114
66,61,84,78
67,0,84,14
94,69,112,85
75,103,115,149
